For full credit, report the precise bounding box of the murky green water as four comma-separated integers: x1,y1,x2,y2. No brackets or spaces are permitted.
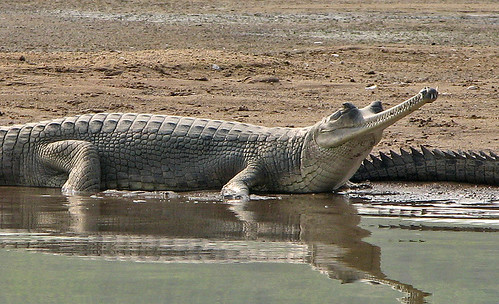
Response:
0,185,498,304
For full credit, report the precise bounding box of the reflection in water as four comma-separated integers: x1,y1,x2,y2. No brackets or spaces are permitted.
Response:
0,187,430,303
348,182,499,222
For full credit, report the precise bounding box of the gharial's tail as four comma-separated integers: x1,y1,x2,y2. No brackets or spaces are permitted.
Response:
351,146,499,186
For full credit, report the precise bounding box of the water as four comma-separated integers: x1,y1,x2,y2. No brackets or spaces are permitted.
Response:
0,185,498,304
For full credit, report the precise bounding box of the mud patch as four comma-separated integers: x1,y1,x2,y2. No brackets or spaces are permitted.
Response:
348,182,499,230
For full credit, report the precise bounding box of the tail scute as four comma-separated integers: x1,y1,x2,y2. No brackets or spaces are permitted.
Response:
351,146,499,186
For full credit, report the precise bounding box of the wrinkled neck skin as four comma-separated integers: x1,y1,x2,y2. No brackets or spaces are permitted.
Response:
300,87,438,192
300,125,383,192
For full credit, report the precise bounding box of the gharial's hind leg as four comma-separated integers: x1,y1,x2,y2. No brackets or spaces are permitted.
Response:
38,140,101,194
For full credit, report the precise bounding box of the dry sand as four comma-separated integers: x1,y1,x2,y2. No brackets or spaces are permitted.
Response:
0,0,497,152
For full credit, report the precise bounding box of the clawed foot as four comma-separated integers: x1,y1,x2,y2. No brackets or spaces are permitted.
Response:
221,184,250,202
61,184,99,196
338,181,372,191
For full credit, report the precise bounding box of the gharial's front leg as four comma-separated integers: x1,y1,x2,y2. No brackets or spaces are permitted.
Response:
38,140,101,194
221,165,263,201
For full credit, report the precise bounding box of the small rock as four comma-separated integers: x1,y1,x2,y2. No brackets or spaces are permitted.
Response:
365,84,377,90
258,76,280,83
19,55,26,62
467,85,478,90
170,91,191,97
195,77,209,81
65,99,83,106
104,69,123,77
365,70,376,75
211,64,221,70
248,76,280,84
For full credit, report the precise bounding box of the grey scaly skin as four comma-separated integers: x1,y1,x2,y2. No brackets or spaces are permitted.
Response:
0,88,438,199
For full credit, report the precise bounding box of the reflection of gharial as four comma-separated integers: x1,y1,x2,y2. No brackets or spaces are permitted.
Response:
0,191,430,303
0,87,496,198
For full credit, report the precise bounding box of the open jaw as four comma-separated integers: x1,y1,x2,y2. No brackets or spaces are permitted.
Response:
315,87,438,148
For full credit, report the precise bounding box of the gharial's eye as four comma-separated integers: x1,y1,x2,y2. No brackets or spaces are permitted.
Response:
329,110,342,121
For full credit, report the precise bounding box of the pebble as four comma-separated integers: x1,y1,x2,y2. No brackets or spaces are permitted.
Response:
467,85,478,90
249,76,280,83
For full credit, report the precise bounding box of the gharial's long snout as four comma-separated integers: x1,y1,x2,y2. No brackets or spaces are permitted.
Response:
315,87,438,148
362,87,438,131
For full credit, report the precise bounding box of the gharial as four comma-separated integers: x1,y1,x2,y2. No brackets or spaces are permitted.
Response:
0,87,497,200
